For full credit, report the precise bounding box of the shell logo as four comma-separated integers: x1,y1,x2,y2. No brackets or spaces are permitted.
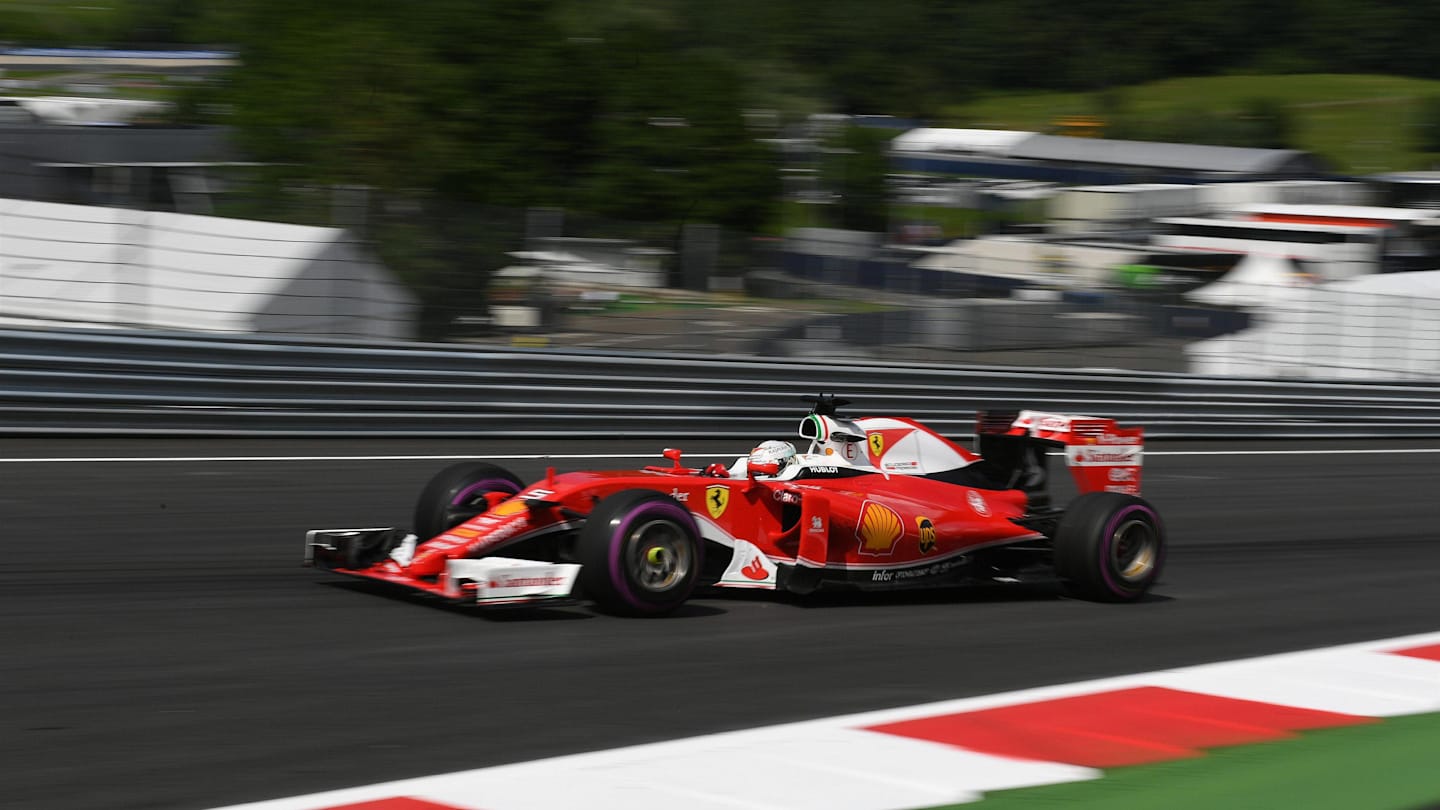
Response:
856,500,904,556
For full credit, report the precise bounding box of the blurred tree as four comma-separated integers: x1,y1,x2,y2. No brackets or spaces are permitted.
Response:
223,1,773,229
1238,98,1296,149
1414,97,1440,154
820,126,891,232
214,0,778,335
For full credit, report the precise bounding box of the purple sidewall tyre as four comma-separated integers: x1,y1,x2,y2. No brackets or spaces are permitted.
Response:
605,498,700,612
1096,503,1161,598
579,490,703,617
1054,492,1165,603
413,462,524,541
450,478,522,507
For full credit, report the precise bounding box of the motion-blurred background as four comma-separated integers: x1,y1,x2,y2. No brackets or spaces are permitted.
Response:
5,0,1440,379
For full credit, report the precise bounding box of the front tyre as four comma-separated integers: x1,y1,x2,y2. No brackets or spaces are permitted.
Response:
413,462,523,541
577,490,703,617
1053,492,1164,603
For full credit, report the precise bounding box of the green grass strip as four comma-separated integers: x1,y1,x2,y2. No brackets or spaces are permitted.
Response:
926,711,1440,810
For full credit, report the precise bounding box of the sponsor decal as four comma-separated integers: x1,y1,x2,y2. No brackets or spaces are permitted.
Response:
1068,446,1141,466
668,488,689,502
489,575,567,589
773,489,801,504
856,500,904,556
479,518,527,547
884,460,920,471
437,513,530,552
1034,414,1072,431
967,490,990,517
1108,467,1137,482
706,485,730,519
740,558,768,581
916,516,937,554
866,428,916,466
719,540,777,587
809,515,825,534
810,466,839,474
1099,432,1141,445
870,556,967,582
1105,484,1139,494
842,442,858,461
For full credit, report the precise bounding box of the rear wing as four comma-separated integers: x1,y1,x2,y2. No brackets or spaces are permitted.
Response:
976,410,1143,498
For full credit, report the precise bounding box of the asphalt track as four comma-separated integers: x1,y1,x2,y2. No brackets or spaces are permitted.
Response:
3,437,1438,810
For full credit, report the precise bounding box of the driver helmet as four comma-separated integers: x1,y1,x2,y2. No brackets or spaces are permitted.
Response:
749,440,797,474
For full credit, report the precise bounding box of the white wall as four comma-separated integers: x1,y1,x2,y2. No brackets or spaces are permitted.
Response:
0,198,417,338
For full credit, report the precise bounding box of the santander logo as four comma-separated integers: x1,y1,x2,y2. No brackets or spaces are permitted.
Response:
740,557,769,581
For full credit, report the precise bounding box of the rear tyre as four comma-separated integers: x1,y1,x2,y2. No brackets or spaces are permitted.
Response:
1053,492,1164,603
577,490,703,617
413,462,523,541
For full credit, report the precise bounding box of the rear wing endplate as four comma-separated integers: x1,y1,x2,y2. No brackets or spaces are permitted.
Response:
976,409,1144,497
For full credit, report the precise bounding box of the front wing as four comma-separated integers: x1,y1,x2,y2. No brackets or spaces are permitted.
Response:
305,528,580,608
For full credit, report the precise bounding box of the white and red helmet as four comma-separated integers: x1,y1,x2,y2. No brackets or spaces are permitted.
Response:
748,440,797,475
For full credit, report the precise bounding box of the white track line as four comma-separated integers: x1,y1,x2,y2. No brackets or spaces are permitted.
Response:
3,447,1440,464
209,630,1440,810
0,453,736,463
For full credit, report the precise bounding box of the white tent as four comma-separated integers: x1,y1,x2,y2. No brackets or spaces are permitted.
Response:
1184,253,1314,308
0,198,417,339
2,95,169,125
1187,269,1440,379
890,128,1036,156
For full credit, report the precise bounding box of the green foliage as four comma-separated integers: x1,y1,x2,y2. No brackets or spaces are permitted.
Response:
187,0,780,335
0,0,245,45
1238,97,1296,149
24,0,1440,318
0,3,122,44
1108,97,1295,149
947,74,1440,172
1414,97,1440,153
218,1,773,231
820,126,891,232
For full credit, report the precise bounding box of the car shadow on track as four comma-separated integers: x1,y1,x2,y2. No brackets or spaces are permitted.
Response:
317,578,1170,621
735,584,1176,610
318,579,730,620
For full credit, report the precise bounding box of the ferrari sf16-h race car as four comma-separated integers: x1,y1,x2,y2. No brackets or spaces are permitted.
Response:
305,396,1164,616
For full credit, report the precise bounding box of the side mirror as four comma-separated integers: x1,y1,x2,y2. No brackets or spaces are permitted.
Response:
662,448,685,471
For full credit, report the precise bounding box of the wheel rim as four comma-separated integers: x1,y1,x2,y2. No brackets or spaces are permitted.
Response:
625,518,693,594
1111,517,1158,582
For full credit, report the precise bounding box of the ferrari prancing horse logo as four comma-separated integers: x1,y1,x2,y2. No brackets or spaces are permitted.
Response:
706,485,730,519
868,432,884,457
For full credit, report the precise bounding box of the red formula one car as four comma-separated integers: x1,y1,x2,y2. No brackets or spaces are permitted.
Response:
305,396,1164,615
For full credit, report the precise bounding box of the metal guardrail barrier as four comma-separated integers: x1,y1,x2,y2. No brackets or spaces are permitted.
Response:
3,327,1440,438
